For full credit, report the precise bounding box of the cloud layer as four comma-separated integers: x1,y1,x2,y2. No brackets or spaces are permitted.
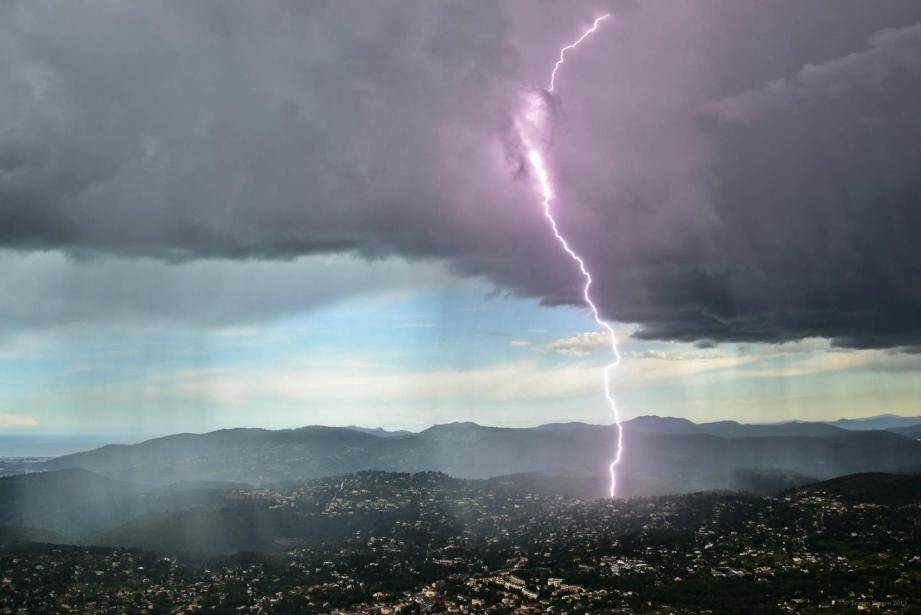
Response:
1,1,920,348
0,250,455,337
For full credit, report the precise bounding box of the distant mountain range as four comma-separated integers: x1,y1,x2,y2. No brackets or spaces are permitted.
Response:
345,425,413,438
824,414,921,431
35,415,921,498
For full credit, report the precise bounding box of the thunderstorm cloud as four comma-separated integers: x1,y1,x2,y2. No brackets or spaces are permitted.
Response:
1,0,921,349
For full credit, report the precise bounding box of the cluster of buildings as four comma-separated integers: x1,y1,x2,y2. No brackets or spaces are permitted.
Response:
1,471,918,613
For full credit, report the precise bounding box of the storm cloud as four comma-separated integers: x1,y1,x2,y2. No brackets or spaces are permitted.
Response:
1,0,920,349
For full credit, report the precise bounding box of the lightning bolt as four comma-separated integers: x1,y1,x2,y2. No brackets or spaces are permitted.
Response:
518,14,623,498
325,478,346,512
549,15,610,92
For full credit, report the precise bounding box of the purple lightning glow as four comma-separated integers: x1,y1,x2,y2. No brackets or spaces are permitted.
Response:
518,14,623,498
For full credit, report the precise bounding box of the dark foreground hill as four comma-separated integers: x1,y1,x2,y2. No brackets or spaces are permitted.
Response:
0,469,242,540
0,525,66,547
41,418,921,496
799,472,921,506
0,469,142,537
889,424,921,439
0,466,819,552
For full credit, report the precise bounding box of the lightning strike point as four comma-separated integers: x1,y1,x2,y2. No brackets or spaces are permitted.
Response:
518,15,622,498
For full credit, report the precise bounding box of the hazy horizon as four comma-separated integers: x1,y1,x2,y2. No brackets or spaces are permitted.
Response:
4,410,920,458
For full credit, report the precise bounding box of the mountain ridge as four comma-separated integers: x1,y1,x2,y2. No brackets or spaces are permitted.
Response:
38,416,921,495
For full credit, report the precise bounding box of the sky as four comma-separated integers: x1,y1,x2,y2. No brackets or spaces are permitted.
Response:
1,1,920,440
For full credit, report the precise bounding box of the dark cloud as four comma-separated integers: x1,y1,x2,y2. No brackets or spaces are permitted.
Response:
685,20,921,348
0,1,920,348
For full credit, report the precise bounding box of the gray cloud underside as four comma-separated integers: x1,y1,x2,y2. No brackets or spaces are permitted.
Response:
1,0,920,349
0,251,457,339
